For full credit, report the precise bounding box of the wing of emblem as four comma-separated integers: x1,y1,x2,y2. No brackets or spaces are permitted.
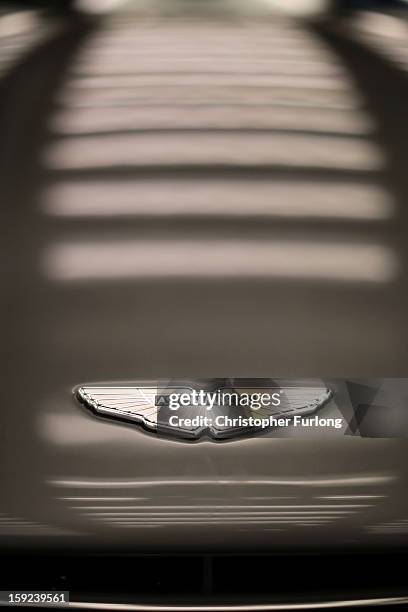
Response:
278,385,332,415
76,385,158,430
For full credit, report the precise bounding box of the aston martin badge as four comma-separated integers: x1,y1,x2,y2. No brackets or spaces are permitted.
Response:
75,379,332,441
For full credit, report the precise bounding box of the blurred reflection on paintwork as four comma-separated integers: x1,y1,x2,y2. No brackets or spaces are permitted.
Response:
0,9,53,76
350,10,408,71
42,16,397,296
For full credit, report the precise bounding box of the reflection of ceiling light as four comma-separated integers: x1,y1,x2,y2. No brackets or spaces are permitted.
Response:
49,474,396,488
51,106,372,136
43,180,392,221
75,0,128,15
44,132,383,172
355,11,408,39
261,0,329,17
319,495,386,500
0,11,38,37
43,240,397,284
76,508,357,513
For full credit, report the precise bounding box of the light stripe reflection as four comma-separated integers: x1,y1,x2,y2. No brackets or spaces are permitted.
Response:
44,133,383,171
49,475,396,487
43,240,397,283
51,106,373,136
43,181,392,221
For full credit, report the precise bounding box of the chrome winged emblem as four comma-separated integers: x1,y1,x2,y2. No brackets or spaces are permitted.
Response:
75,379,333,441
76,385,159,432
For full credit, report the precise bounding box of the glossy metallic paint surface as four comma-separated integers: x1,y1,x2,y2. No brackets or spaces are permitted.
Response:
1,2,408,554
